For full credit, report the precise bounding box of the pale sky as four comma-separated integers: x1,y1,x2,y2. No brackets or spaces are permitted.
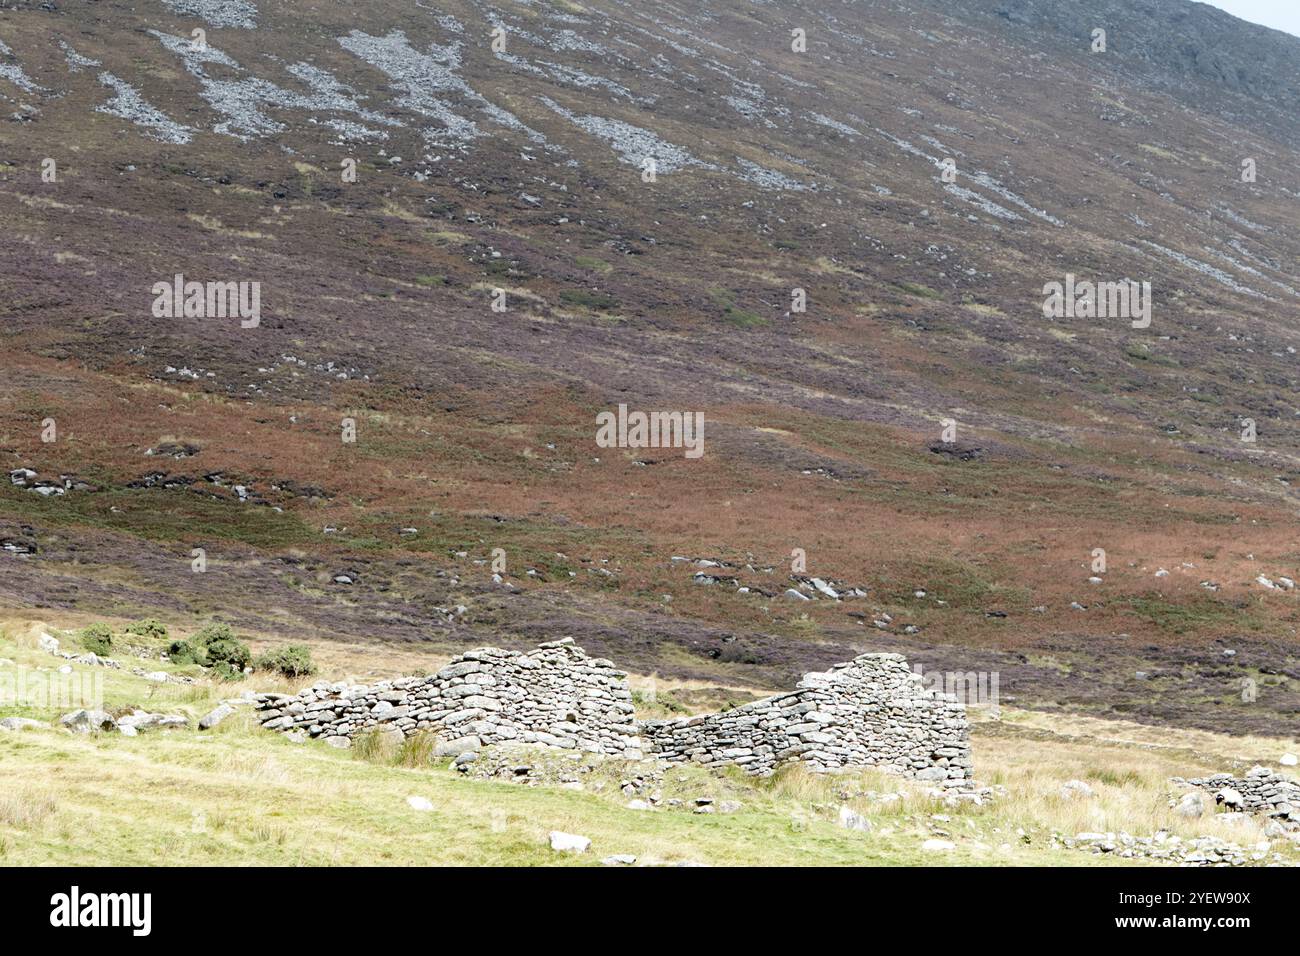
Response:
1202,0,1300,38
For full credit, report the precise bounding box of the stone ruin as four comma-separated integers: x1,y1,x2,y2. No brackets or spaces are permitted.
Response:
255,639,645,758
252,639,972,784
1175,767,1300,825
644,653,971,784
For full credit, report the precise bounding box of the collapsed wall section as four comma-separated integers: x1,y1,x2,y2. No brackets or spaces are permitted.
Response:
642,653,972,782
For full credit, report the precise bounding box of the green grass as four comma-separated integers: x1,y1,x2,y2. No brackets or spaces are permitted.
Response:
1126,593,1266,635
559,289,617,311
708,288,769,328
0,484,316,550
893,281,943,300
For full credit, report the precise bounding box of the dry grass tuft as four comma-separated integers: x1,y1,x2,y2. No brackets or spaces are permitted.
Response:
0,788,58,830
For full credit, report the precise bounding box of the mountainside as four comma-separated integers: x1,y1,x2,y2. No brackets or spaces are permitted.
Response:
2,0,1299,735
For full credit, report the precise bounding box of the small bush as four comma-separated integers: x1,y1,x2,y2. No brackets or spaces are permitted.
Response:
205,638,251,672
254,645,317,678
190,622,251,679
167,639,206,666
123,618,168,641
193,622,235,646
78,623,114,656
208,661,246,683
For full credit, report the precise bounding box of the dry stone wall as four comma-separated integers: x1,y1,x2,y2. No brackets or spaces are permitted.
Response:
1176,767,1300,820
254,639,645,758
253,642,972,783
644,653,971,783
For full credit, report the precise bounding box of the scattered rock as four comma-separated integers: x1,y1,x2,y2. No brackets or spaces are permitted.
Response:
199,704,234,730
1060,779,1095,800
838,806,872,831
406,796,434,811
1175,792,1206,819
549,831,590,853
0,717,44,732
59,709,117,734
921,839,955,852
117,711,188,732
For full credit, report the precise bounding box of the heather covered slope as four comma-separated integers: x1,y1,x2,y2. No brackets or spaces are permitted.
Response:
0,0,1299,733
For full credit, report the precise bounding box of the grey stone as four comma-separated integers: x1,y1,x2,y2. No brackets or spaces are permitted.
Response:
199,704,235,730
59,709,116,734
0,717,43,732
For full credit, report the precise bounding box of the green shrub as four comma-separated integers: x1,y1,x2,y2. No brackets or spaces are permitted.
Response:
78,623,114,656
123,618,168,641
204,638,251,672
208,661,246,683
193,622,235,646
254,645,317,678
167,639,206,666
190,622,251,679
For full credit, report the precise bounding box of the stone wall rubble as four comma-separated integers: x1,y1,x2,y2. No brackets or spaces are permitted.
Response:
253,641,972,783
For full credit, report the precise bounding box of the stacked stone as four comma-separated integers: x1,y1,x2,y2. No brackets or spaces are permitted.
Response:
253,638,644,757
1176,767,1300,821
643,653,972,783
253,644,973,784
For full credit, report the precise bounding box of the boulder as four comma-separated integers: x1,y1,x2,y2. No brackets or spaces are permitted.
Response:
0,717,44,732
433,736,482,758
117,711,188,732
59,709,116,733
199,704,235,730
838,806,872,831
1175,792,1206,819
549,831,591,853
1060,779,1095,800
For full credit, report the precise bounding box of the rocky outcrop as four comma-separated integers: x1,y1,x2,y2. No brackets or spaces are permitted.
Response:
253,643,973,784
643,653,971,783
